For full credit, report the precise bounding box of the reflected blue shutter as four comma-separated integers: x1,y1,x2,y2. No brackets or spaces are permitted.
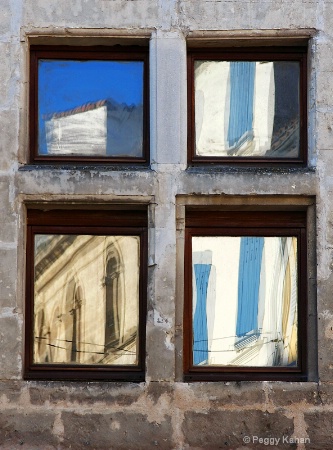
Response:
236,237,264,337
227,62,256,148
193,264,211,365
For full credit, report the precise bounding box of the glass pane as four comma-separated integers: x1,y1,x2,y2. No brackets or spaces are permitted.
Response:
192,236,298,367
33,234,140,365
194,61,300,158
38,60,144,157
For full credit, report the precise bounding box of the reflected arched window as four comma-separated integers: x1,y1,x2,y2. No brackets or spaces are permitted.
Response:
104,252,122,352
35,309,51,362
64,280,82,363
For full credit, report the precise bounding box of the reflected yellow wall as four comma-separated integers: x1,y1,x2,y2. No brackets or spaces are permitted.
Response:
34,235,139,365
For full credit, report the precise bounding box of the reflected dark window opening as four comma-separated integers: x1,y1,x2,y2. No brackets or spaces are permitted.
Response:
65,282,83,363
36,309,51,363
105,254,122,352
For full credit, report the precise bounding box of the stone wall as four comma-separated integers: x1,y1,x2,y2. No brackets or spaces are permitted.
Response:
0,0,332,448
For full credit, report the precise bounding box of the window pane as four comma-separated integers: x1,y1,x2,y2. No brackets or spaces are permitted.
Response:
194,61,300,158
33,234,140,365
192,236,298,367
38,60,144,157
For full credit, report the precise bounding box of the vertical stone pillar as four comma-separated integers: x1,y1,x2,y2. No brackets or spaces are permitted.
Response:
146,31,187,381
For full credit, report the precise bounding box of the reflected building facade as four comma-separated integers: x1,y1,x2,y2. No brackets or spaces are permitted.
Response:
194,61,300,158
192,236,298,367
33,234,140,365
42,99,143,157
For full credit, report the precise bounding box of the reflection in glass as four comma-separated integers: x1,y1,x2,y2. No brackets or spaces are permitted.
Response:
192,236,298,367
194,61,300,158
38,60,144,157
33,235,140,365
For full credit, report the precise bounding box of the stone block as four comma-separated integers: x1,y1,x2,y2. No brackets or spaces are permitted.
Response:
321,3,333,39
317,150,333,182
0,249,18,308
180,0,316,31
316,383,333,405
146,324,174,381
249,0,316,30
29,382,146,406
268,383,320,407
0,110,19,170
67,383,144,406
0,44,20,108
0,381,21,404
0,410,57,448
23,0,158,29
146,381,174,404
0,316,21,379
315,40,333,73
0,177,17,243
0,0,11,38
181,382,265,408
304,411,333,449
62,411,172,450
28,384,68,405
317,71,333,109
183,409,294,449
180,1,250,30
316,111,333,150
316,284,333,380
17,168,155,197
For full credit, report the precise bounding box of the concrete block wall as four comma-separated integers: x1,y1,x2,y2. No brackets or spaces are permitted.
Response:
0,0,332,448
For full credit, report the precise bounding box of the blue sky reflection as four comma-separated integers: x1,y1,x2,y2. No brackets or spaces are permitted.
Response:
38,59,144,155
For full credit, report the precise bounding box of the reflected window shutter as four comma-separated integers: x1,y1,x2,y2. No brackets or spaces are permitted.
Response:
193,264,211,365
236,237,264,337
227,62,256,149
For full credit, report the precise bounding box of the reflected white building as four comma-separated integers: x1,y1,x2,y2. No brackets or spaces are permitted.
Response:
192,236,298,367
194,61,299,157
43,99,143,157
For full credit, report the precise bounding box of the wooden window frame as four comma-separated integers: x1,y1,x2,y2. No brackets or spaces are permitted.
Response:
29,45,149,164
187,47,308,166
24,208,148,381
183,210,308,382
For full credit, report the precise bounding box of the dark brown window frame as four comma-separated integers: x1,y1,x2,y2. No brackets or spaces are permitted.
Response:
24,208,148,381
187,47,308,166
29,45,149,164
183,210,308,382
